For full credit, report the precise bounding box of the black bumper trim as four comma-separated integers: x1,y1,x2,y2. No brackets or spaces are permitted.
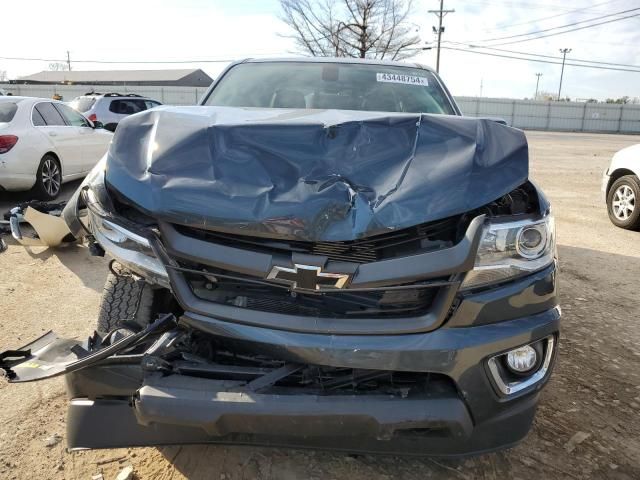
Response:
133,374,472,439
65,391,538,456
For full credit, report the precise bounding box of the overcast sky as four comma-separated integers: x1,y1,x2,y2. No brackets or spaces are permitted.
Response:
1,0,639,100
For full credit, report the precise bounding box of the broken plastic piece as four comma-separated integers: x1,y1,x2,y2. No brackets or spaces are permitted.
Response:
0,314,177,382
10,207,73,247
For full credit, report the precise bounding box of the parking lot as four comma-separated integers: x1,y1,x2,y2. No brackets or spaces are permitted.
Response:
0,130,639,479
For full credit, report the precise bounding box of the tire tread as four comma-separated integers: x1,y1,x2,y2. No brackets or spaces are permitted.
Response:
97,263,154,334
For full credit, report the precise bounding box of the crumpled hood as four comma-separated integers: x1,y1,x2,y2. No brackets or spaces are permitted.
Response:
105,106,528,241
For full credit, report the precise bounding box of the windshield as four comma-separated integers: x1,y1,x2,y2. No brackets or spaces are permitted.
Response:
0,102,18,123
69,97,96,112
204,62,456,115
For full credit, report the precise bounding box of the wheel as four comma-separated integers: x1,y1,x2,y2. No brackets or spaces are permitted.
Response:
97,262,156,335
607,175,640,230
33,154,62,200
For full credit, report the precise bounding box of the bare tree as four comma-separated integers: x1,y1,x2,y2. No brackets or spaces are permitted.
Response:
279,0,421,61
0,71,7,82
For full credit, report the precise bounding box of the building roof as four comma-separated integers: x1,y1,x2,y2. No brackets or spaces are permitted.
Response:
16,69,213,85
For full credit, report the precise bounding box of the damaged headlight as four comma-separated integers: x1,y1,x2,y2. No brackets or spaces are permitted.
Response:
82,165,169,287
461,214,555,289
88,209,169,287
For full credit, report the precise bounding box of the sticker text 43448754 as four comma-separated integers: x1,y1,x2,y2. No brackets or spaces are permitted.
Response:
376,73,429,86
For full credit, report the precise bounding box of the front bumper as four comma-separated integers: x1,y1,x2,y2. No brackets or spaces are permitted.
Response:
601,168,611,203
57,265,560,456
1,269,559,456
65,371,541,457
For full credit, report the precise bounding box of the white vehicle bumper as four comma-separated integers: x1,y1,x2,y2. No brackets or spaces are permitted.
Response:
0,171,36,191
0,147,40,191
601,168,611,204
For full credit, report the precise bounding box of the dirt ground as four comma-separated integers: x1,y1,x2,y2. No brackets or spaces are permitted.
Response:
1,130,640,480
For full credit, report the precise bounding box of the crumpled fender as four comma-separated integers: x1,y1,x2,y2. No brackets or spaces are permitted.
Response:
104,106,529,242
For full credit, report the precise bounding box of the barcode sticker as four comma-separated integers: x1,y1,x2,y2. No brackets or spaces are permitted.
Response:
376,73,429,86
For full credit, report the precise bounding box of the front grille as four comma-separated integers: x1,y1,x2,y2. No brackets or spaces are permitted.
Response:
182,334,458,397
174,214,466,264
185,268,443,318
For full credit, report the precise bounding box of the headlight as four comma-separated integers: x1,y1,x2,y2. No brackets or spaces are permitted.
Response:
79,159,169,287
84,181,169,286
461,214,555,289
89,210,169,287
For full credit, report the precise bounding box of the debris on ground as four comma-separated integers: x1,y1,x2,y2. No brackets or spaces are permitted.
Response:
115,465,134,480
564,431,591,453
44,434,62,448
2,200,67,222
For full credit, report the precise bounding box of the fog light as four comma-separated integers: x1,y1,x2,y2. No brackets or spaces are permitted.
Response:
506,345,538,373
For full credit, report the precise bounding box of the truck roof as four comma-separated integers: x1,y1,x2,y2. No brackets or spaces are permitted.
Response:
239,56,436,73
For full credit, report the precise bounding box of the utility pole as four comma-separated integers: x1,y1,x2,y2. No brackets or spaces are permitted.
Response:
558,48,571,101
534,73,543,100
429,0,455,73
66,50,72,71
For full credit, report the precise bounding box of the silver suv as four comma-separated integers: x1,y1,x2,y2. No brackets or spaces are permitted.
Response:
69,93,162,132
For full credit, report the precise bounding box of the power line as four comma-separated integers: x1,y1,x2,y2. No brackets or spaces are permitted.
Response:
472,7,640,43
476,0,624,33
461,0,604,12
443,42,640,69
440,46,640,72
489,12,640,46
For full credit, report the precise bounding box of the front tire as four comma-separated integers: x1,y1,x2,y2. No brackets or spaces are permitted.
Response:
33,154,62,200
97,263,155,334
607,175,640,230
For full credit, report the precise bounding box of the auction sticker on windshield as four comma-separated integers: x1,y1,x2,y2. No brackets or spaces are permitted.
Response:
376,73,429,86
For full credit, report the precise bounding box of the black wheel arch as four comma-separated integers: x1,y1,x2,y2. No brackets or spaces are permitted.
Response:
42,151,63,178
607,168,635,196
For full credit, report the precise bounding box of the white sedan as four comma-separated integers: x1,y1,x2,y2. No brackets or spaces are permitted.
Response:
0,96,112,199
602,144,640,229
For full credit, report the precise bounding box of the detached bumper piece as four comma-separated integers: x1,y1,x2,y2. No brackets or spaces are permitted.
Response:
0,314,177,382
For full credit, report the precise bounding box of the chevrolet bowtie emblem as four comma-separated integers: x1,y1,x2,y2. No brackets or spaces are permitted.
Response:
267,264,350,291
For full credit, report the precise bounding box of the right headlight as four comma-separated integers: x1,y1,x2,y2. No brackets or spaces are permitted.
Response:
81,169,169,287
461,214,555,289
88,208,169,287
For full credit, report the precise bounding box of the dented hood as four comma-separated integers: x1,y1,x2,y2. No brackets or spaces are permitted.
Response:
105,106,528,241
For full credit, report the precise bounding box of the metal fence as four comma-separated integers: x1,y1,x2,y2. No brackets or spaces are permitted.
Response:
456,96,640,134
0,83,210,107
3,84,639,134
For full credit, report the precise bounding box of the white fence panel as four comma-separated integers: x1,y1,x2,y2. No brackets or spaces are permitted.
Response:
458,96,640,134
2,85,640,133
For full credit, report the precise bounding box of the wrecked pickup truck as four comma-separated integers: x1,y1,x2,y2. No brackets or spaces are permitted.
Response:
1,58,559,456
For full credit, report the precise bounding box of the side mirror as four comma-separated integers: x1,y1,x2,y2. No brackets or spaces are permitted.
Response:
92,120,105,129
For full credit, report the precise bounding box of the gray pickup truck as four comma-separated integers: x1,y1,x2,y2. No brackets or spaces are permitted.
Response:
1,57,559,456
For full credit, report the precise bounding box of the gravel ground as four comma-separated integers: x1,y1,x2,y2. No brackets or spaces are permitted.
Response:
1,130,640,480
